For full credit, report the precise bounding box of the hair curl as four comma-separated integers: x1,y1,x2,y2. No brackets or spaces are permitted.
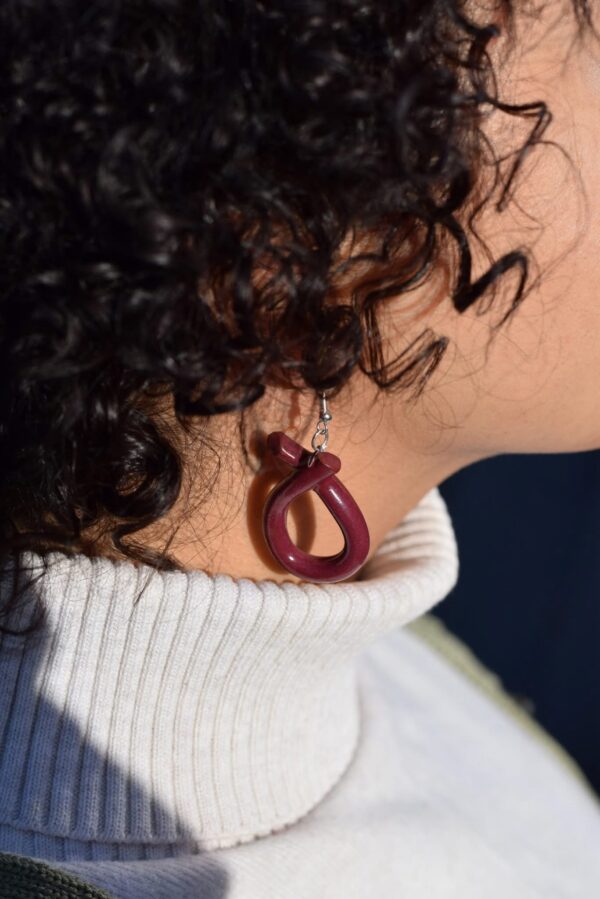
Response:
0,0,591,632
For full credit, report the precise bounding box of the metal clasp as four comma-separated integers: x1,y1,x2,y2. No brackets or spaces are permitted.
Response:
307,392,333,464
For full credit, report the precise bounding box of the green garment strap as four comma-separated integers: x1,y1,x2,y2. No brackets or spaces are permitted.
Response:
407,613,597,800
0,852,114,899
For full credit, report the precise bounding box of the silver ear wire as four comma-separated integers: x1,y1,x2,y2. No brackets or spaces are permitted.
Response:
310,392,332,455
319,393,332,423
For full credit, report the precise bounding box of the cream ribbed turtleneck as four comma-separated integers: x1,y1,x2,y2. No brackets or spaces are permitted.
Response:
2,488,600,899
0,488,457,859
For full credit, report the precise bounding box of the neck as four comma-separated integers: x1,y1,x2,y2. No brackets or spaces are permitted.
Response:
121,382,469,581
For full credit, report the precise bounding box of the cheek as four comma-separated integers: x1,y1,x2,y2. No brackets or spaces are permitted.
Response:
422,175,600,457
433,12,600,456
438,299,600,455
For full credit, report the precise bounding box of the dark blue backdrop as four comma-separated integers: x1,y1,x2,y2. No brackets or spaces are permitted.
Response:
438,452,600,795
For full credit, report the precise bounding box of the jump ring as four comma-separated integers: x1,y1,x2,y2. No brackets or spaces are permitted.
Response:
311,425,329,453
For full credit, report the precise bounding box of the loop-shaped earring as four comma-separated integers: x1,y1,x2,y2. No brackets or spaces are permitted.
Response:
262,394,370,582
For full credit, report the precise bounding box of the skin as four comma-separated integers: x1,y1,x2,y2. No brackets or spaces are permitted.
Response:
134,0,600,581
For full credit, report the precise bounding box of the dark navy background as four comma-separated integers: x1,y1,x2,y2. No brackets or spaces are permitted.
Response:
438,453,600,796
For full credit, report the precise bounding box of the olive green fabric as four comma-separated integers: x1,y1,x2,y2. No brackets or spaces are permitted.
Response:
407,613,597,799
0,852,114,899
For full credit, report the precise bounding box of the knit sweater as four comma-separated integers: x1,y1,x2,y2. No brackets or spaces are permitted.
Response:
0,488,598,898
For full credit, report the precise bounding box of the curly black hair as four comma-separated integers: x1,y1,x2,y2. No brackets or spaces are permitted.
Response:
0,0,591,632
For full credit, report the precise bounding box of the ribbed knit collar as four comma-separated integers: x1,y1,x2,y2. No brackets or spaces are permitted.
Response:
0,488,458,860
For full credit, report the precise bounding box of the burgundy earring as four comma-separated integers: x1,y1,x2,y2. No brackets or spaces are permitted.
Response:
263,393,370,583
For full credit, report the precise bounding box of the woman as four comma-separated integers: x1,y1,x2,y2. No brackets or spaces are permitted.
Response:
0,0,598,896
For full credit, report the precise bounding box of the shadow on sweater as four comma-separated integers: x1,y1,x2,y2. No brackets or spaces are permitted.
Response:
0,608,230,899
